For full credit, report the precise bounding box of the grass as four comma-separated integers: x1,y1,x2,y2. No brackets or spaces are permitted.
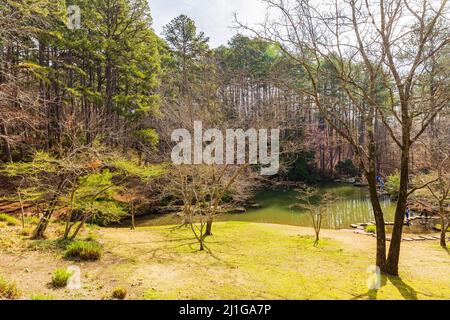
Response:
51,269,72,288
30,293,54,300
365,225,376,233
64,240,103,261
0,220,449,300
19,227,33,236
434,224,450,232
0,213,21,226
0,276,20,299
109,222,448,300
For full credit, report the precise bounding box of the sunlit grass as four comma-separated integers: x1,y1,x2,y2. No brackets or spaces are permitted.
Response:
111,222,449,300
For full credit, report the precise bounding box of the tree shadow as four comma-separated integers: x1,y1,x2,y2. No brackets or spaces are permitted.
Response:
387,276,418,300
351,289,379,300
351,276,387,300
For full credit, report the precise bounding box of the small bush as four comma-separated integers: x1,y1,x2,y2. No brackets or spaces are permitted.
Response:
0,276,20,299
335,159,360,177
385,171,400,199
112,287,127,300
19,227,33,236
51,269,72,288
365,225,377,234
31,293,54,300
64,241,102,261
0,213,20,226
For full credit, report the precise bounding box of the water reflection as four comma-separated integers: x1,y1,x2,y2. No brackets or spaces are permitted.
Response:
135,184,397,229
216,185,396,229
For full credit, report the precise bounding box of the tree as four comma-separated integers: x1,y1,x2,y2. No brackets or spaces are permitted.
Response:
1,146,166,239
163,164,252,250
424,166,449,248
0,0,161,161
414,123,450,247
62,169,126,240
162,15,211,123
237,0,449,275
294,187,334,246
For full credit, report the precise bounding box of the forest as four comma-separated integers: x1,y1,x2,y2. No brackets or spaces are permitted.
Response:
0,0,449,301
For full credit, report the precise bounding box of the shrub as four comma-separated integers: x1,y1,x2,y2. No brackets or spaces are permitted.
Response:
112,287,127,300
19,227,33,236
0,276,20,299
0,213,20,226
286,150,318,183
31,293,54,300
385,171,400,199
365,225,376,234
335,159,360,177
24,216,40,225
51,269,72,288
64,241,102,261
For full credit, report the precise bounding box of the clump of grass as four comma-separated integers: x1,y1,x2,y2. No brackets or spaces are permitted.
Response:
365,225,376,234
0,276,20,299
30,293,54,300
19,227,33,236
85,233,97,242
112,287,127,300
0,213,21,226
64,240,103,261
24,216,40,225
51,269,72,288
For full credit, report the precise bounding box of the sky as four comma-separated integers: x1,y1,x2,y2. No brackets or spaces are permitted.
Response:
148,0,268,48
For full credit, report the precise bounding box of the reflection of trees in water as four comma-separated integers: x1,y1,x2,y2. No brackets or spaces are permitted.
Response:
136,186,398,229
323,194,395,229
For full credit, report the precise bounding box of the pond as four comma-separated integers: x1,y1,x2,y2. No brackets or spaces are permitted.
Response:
134,184,397,229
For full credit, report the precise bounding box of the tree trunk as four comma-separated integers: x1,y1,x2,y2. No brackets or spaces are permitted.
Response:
367,171,387,272
32,210,52,239
1,123,13,162
130,203,135,230
386,148,409,275
204,217,213,236
32,177,66,239
440,205,447,248
440,222,447,248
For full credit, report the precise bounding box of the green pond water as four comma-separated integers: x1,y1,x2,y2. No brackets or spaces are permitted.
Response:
135,184,397,230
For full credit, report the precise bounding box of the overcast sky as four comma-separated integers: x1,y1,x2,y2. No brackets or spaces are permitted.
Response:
148,0,268,48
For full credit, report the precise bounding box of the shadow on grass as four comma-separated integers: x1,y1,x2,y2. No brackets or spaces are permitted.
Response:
387,275,418,300
352,274,418,300
351,276,387,300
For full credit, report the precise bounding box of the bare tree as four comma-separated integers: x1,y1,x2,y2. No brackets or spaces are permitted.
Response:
164,164,252,250
237,0,449,275
294,187,334,246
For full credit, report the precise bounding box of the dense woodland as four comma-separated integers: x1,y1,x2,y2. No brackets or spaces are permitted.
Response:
0,0,449,280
